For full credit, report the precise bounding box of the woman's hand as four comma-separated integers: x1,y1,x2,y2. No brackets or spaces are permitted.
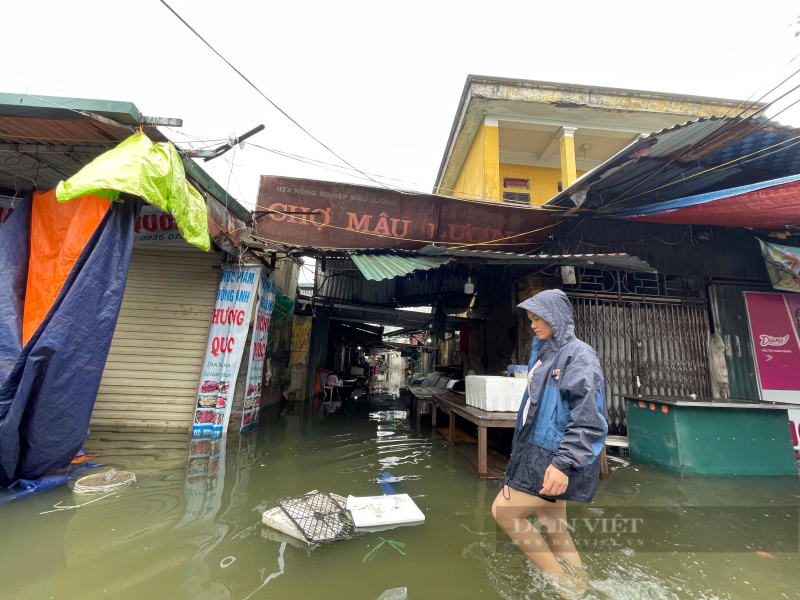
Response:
540,464,569,497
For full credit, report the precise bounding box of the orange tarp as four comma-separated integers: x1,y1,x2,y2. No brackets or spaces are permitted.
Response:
23,190,110,344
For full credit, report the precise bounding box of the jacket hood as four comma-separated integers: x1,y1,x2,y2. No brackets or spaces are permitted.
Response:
517,289,575,348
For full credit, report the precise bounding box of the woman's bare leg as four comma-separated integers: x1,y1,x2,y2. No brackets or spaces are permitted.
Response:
536,501,585,578
491,486,563,576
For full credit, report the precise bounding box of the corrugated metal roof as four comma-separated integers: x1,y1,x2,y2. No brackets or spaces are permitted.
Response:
416,245,655,272
545,116,800,215
351,253,453,281
316,258,397,305
0,94,250,223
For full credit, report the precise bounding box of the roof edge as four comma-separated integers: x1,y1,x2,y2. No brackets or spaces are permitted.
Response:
464,75,767,109
0,92,142,123
434,75,766,193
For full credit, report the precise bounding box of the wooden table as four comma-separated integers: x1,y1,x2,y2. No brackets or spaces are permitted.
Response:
409,386,437,429
428,389,517,479
410,386,610,480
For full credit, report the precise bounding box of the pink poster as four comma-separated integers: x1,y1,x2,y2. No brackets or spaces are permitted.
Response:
744,291,800,403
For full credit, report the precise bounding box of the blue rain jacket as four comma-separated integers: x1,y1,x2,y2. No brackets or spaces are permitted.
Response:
504,289,607,502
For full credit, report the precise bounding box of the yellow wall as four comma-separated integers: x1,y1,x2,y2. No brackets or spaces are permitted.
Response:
452,126,583,204
451,121,501,201
499,163,586,206
452,123,485,199
484,124,500,202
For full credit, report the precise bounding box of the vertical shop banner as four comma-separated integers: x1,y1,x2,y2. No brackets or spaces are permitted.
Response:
193,265,261,438
744,291,800,404
241,272,276,433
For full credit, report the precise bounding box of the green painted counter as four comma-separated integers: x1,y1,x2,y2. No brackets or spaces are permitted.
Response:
624,396,798,476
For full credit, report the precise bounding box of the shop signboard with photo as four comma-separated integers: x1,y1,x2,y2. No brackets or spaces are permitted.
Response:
193,264,261,439
241,271,276,433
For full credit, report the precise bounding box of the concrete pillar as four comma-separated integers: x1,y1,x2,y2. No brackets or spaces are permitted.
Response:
559,127,578,189
484,116,500,201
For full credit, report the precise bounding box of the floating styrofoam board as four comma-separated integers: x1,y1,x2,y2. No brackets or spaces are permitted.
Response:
346,493,425,529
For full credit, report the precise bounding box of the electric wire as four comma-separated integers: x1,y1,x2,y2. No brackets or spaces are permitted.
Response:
158,0,393,191
605,66,800,208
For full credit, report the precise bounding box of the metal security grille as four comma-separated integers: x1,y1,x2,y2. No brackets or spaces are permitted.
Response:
566,270,711,435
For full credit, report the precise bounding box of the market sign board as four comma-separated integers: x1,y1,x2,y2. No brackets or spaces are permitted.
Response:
193,265,261,438
744,291,800,404
255,176,559,250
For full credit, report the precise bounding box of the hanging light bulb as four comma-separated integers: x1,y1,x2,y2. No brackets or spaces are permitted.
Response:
464,276,475,295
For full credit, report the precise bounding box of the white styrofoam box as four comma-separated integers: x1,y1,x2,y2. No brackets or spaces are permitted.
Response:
346,494,425,528
465,375,526,412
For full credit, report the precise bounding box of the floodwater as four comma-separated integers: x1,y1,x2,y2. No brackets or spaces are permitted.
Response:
2,397,800,600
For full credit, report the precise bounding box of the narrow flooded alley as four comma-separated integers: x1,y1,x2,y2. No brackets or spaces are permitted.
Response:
3,400,799,600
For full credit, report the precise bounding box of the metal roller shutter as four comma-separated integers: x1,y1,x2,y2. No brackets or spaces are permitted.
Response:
93,245,221,429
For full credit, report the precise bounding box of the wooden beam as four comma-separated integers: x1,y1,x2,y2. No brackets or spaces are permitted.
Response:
537,129,562,161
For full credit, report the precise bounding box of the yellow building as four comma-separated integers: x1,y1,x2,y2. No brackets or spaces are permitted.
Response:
435,75,762,206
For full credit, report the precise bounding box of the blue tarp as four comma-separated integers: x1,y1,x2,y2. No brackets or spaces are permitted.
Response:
609,173,800,218
0,198,134,486
0,196,30,387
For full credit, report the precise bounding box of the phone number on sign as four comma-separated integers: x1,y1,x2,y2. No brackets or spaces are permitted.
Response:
138,233,184,242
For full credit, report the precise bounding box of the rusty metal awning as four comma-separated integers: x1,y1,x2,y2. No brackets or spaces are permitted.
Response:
350,252,453,281
416,245,655,272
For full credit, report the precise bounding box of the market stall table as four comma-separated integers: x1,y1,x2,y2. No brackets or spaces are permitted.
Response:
409,386,438,429
429,389,517,479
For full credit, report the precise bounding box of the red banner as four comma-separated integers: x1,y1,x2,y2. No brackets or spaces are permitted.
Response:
255,176,558,250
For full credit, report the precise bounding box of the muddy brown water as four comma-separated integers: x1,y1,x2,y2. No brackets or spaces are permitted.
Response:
2,400,800,600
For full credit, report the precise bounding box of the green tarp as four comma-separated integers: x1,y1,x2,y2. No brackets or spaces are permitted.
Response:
56,133,210,251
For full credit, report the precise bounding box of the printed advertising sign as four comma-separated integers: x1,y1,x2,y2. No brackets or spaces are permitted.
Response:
193,265,261,438
241,272,276,433
134,205,186,246
744,291,800,404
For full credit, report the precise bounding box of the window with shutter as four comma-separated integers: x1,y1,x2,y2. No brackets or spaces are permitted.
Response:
503,192,531,204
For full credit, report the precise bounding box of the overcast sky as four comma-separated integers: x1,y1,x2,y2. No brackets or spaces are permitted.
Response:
5,1,800,209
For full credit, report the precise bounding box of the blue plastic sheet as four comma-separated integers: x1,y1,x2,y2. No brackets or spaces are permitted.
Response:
609,173,800,218
0,196,30,390
0,200,134,486
0,461,102,504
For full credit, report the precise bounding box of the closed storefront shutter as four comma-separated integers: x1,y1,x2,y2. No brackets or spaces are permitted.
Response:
93,245,221,429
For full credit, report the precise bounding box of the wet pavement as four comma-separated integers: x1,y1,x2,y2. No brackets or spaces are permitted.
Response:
2,397,800,600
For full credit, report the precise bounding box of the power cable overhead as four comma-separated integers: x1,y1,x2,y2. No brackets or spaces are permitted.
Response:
158,0,393,190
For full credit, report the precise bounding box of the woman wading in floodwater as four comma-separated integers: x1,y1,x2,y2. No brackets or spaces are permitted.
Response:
492,290,607,597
